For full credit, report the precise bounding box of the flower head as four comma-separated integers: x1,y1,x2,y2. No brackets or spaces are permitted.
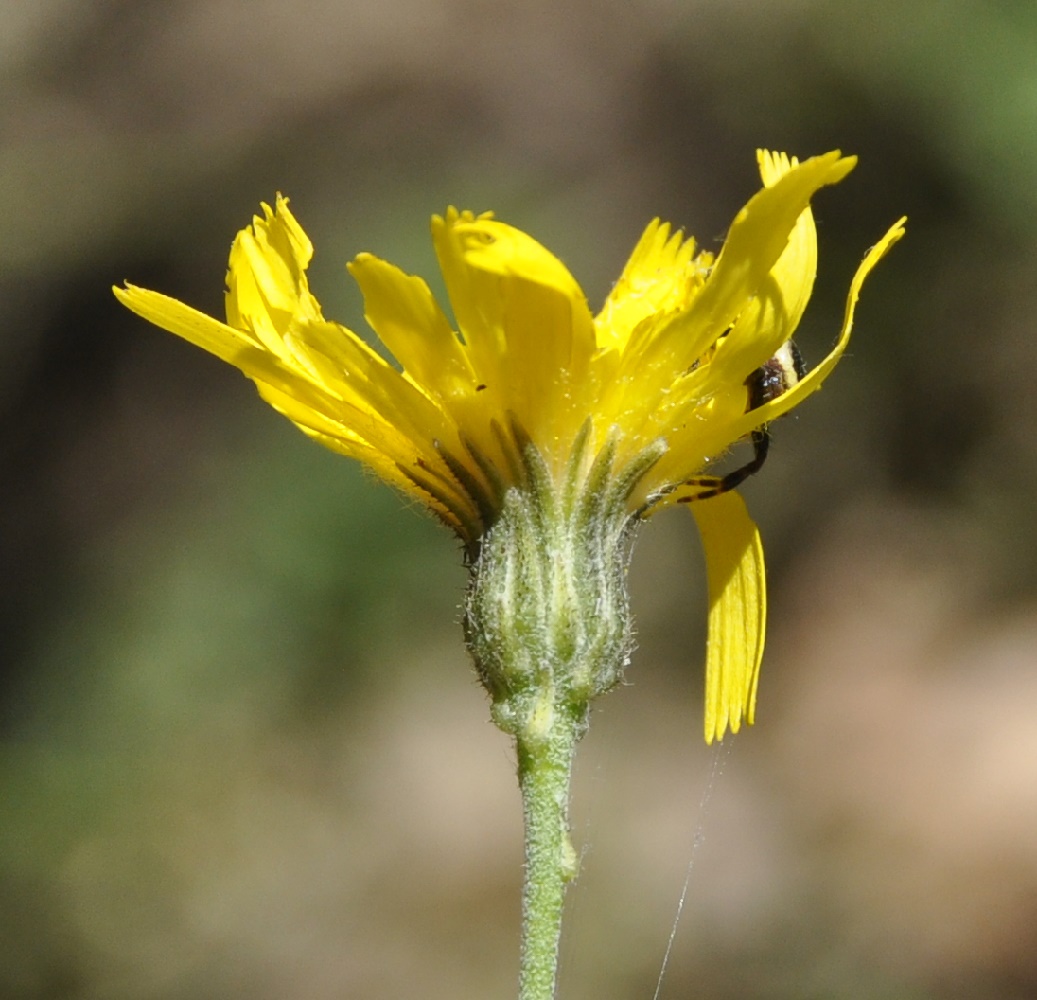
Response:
115,150,904,742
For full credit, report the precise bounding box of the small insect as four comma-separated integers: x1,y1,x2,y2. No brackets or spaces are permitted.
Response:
679,340,806,502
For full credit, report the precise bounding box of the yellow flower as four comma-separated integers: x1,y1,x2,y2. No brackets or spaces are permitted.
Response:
114,150,904,743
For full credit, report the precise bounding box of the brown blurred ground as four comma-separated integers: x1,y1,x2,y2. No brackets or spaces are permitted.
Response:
3,2,1037,998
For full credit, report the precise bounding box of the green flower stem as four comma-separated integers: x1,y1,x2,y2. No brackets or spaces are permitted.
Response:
516,709,580,1000
463,431,664,1000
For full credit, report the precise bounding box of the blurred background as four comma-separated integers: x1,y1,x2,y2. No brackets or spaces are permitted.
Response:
2,1,1036,998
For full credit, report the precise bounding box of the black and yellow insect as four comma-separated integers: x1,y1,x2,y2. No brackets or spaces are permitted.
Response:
680,341,806,502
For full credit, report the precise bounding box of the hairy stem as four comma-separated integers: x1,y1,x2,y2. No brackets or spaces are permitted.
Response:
516,713,580,1000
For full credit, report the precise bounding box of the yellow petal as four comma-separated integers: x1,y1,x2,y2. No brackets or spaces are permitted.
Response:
702,151,851,338
430,208,502,369
433,212,596,452
628,151,856,379
455,219,585,296
347,253,476,401
723,215,907,443
114,284,258,363
594,219,701,351
610,152,858,457
688,490,766,744
225,195,322,360
703,150,821,389
451,218,596,376
114,283,451,481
